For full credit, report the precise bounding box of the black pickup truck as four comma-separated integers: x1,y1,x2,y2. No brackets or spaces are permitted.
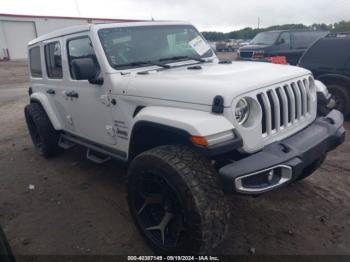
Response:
298,33,350,117
238,30,328,65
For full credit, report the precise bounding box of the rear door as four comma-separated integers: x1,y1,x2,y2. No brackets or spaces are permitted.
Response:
42,39,77,133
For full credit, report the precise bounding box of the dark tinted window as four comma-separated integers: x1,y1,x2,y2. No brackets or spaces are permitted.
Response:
278,32,290,45
29,46,42,78
67,37,99,79
300,37,350,69
250,31,280,45
292,31,327,49
45,42,63,79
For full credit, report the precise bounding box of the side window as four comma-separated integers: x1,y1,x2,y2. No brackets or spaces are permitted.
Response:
44,42,63,79
278,32,290,46
67,37,99,79
29,46,42,78
292,32,318,49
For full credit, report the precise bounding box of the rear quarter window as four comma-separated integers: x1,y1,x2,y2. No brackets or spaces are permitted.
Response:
29,46,42,78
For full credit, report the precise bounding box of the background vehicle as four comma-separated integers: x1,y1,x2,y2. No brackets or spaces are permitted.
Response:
216,40,236,52
299,33,350,117
24,22,345,255
239,30,329,65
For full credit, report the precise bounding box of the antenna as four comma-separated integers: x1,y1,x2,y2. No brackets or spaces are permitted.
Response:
75,0,82,17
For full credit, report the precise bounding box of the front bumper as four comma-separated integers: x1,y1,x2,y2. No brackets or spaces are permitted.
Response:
219,110,345,195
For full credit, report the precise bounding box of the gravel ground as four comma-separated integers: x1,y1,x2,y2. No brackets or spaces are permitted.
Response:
0,60,349,257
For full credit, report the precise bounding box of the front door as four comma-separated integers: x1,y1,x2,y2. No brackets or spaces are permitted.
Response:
64,35,116,146
273,32,295,63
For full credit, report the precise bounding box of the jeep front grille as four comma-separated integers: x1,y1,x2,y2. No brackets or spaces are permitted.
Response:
257,78,312,137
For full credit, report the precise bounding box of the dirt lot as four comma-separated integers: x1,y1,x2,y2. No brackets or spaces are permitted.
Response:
0,60,350,256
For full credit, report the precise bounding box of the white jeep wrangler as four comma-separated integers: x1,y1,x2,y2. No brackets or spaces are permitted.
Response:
25,22,345,254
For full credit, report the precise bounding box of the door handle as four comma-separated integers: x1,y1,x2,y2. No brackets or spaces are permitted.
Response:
66,91,79,98
46,88,55,95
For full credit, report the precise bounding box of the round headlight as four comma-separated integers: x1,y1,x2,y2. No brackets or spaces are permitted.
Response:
235,98,250,125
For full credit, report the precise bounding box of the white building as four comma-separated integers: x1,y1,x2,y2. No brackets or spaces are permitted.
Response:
0,13,140,60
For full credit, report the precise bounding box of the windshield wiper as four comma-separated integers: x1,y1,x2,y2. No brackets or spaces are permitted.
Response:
113,61,170,69
159,56,206,63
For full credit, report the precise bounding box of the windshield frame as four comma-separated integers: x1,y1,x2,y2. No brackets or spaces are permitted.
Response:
97,24,214,70
250,31,282,45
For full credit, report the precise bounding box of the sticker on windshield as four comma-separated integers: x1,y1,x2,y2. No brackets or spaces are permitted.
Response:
189,36,210,56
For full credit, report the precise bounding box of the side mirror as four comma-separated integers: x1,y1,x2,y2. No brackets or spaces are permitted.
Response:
71,58,103,85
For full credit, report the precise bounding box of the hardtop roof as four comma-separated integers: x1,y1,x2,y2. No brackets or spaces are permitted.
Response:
27,21,191,46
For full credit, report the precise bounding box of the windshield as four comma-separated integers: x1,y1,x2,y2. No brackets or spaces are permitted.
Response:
250,32,281,45
98,25,213,69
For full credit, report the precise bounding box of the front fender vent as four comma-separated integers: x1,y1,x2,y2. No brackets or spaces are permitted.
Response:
212,95,224,114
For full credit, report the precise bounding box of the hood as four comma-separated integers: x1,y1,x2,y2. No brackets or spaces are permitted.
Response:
118,61,311,107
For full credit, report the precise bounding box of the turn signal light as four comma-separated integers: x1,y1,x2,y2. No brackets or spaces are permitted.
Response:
191,136,209,147
267,56,288,65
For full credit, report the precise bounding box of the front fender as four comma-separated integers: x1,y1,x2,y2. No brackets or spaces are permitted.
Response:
30,93,63,130
315,80,330,98
132,106,234,137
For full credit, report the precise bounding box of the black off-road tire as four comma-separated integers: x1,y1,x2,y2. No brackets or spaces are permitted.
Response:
0,226,15,262
127,145,230,255
328,84,350,117
24,103,61,158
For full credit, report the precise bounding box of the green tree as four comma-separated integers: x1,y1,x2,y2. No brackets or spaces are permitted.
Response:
201,20,350,42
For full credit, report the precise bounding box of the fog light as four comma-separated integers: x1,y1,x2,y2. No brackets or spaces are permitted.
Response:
267,170,274,183
234,165,293,194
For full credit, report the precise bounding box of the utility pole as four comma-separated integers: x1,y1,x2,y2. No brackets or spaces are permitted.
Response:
258,17,260,29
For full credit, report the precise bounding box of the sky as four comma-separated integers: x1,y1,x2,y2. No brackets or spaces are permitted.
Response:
0,0,349,32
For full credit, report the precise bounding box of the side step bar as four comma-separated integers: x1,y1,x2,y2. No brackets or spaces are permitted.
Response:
59,133,127,162
58,136,76,150
86,148,111,164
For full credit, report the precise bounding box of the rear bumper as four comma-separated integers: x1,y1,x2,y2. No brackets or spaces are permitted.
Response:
218,110,346,195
